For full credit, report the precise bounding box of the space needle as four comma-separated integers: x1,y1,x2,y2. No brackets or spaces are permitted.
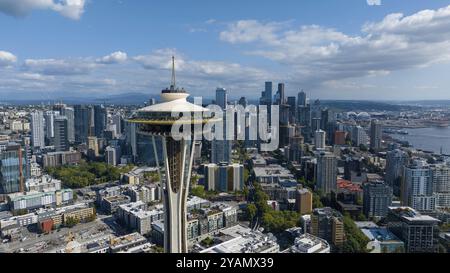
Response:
127,57,214,253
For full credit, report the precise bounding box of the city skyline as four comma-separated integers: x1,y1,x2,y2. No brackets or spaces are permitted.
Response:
1,1,450,100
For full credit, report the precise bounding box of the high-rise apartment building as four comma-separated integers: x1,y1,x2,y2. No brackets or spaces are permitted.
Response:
314,130,326,149
363,180,393,218
30,111,45,149
352,125,368,147
370,119,382,151
387,207,439,253
385,149,409,186
401,160,436,212
204,163,244,192
311,207,344,247
296,188,312,215
315,152,337,195
430,163,450,209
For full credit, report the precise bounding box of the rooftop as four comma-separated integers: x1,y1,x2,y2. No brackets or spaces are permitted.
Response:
388,206,440,222
337,179,362,193
200,225,279,253
289,233,330,253
253,164,293,178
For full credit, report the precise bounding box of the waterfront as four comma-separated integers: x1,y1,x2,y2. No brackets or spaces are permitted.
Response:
391,127,450,154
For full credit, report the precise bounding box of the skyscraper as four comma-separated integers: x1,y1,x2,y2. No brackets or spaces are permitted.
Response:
74,105,91,144
211,137,231,164
238,97,248,108
363,181,393,218
62,106,75,143
53,116,69,152
215,87,228,109
385,149,409,194
0,143,27,194
111,113,123,136
44,110,59,145
212,87,231,164
127,57,215,253
314,130,326,150
276,83,285,105
298,90,307,107
287,96,296,123
264,81,273,104
316,152,337,195
370,119,383,151
30,111,45,149
94,105,107,138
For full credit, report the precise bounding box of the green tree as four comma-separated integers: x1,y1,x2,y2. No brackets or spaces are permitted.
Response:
65,216,79,228
201,237,214,247
340,215,370,253
312,193,324,208
191,185,206,198
359,144,368,152
246,203,257,223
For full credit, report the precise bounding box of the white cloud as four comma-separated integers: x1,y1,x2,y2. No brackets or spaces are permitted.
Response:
133,49,270,87
0,50,17,66
96,51,128,64
218,5,450,87
133,48,186,70
367,0,381,6
220,20,287,44
188,27,207,33
23,58,96,75
0,0,86,20
0,49,272,98
18,72,54,81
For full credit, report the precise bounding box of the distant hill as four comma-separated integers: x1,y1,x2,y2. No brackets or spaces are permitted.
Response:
320,100,420,112
1,92,156,105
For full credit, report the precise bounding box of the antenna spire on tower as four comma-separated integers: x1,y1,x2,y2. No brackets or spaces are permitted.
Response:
171,55,176,90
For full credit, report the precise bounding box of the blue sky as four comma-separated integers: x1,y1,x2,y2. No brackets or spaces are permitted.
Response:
1,0,450,100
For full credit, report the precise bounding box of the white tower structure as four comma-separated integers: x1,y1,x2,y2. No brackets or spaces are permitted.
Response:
127,57,215,253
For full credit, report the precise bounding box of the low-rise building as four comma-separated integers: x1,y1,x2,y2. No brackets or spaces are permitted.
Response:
126,185,159,203
287,233,330,253
356,221,405,253
109,232,148,253
101,195,131,215
7,188,73,212
199,225,280,253
253,164,294,184
116,202,164,235
25,175,61,192
42,150,81,168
